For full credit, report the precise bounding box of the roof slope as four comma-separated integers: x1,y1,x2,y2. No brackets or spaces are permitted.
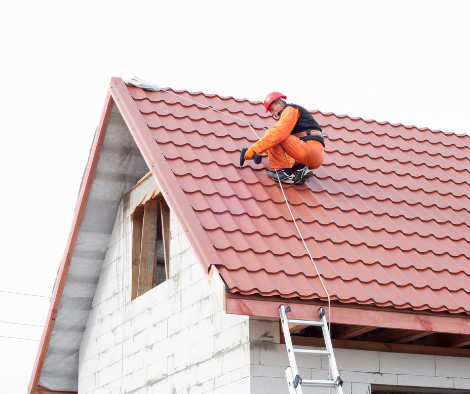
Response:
126,82,470,315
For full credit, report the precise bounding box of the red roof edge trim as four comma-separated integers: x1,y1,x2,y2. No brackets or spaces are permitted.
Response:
110,78,223,276
226,294,470,335
28,91,114,394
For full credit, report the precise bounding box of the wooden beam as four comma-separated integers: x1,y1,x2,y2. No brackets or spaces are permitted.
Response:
421,333,470,348
35,387,77,394
137,200,159,296
281,336,470,358
332,324,377,340
225,295,470,335
367,328,434,344
131,208,143,301
160,199,171,280
289,324,309,333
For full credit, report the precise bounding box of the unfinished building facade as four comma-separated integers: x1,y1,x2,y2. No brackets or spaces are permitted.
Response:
29,78,470,394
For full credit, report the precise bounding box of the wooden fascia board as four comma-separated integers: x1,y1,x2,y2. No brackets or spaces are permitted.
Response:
226,295,470,335
284,336,470,358
109,78,223,277
28,92,114,394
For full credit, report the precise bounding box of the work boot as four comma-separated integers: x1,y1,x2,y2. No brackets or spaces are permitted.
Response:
294,164,313,184
267,169,295,184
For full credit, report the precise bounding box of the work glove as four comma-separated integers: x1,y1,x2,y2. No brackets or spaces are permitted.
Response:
244,146,256,160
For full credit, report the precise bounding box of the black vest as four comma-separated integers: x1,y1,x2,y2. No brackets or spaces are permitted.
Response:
279,104,322,134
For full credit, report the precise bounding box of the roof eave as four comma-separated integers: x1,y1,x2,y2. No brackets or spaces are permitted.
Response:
226,292,470,335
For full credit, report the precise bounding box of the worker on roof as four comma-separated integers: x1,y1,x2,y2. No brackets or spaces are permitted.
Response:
244,92,325,184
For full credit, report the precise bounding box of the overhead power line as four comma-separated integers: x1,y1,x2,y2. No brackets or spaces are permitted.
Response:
0,290,51,298
0,321,44,327
0,335,40,342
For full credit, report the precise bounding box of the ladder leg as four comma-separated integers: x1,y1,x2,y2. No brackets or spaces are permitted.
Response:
280,305,303,394
318,307,344,394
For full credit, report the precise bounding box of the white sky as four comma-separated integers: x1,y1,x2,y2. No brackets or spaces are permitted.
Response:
0,1,469,392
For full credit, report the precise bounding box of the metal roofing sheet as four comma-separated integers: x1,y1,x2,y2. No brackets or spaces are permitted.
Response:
125,83,470,315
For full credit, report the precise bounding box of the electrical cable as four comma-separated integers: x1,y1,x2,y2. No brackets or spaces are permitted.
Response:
0,335,40,342
0,321,44,327
0,290,50,298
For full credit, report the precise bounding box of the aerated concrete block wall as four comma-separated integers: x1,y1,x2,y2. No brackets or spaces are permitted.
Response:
78,178,251,394
249,329,470,393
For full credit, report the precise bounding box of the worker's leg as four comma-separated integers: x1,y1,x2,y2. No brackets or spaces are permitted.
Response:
266,144,293,170
280,136,325,169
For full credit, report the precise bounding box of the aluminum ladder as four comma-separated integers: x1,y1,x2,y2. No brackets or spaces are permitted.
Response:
279,305,343,394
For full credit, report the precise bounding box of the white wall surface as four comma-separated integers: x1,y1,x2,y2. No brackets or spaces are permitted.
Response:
249,337,470,394
78,177,251,393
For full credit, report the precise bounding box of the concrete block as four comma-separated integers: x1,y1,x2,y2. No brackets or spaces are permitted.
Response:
231,365,250,382
215,372,231,389
97,360,121,387
190,358,223,386
190,260,206,283
191,295,216,325
196,276,215,301
221,343,250,374
127,365,148,391
131,309,152,334
454,378,470,390
78,372,97,394
168,310,181,336
250,376,292,394
341,370,398,385
221,311,248,332
436,355,470,378
181,282,198,310
146,319,168,347
181,247,196,271
85,305,100,328
351,382,371,394
173,327,192,354
215,323,242,353
249,318,280,344
173,348,191,374
251,364,310,379
379,352,435,376
78,355,98,379
191,336,215,364
252,342,288,367
397,373,453,389
328,349,379,373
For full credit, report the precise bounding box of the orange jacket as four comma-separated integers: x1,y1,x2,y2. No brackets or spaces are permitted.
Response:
251,106,300,154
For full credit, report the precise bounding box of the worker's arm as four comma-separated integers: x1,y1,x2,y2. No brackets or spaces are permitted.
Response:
250,106,299,155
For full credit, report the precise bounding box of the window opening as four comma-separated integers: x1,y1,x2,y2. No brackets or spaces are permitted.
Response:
131,197,170,300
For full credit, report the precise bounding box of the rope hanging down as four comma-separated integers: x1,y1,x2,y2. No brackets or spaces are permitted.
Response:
127,78,332,329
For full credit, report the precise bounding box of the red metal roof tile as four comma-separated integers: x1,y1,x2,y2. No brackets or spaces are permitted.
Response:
122,82,470,315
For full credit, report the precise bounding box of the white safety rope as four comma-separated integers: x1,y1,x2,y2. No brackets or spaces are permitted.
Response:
246,123,332,331
160,88,332,329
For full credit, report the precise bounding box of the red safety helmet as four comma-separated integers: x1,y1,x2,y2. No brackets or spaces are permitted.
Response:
264,92,287,113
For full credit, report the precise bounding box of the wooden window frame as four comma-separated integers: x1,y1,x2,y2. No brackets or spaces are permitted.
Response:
131,197,170,300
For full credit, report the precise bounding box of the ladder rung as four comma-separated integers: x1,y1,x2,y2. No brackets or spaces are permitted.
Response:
301,379,338,388
287,319,323,327
293,348,329,355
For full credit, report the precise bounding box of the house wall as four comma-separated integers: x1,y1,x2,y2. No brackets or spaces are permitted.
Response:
78,176,251,394
249,322,470,393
